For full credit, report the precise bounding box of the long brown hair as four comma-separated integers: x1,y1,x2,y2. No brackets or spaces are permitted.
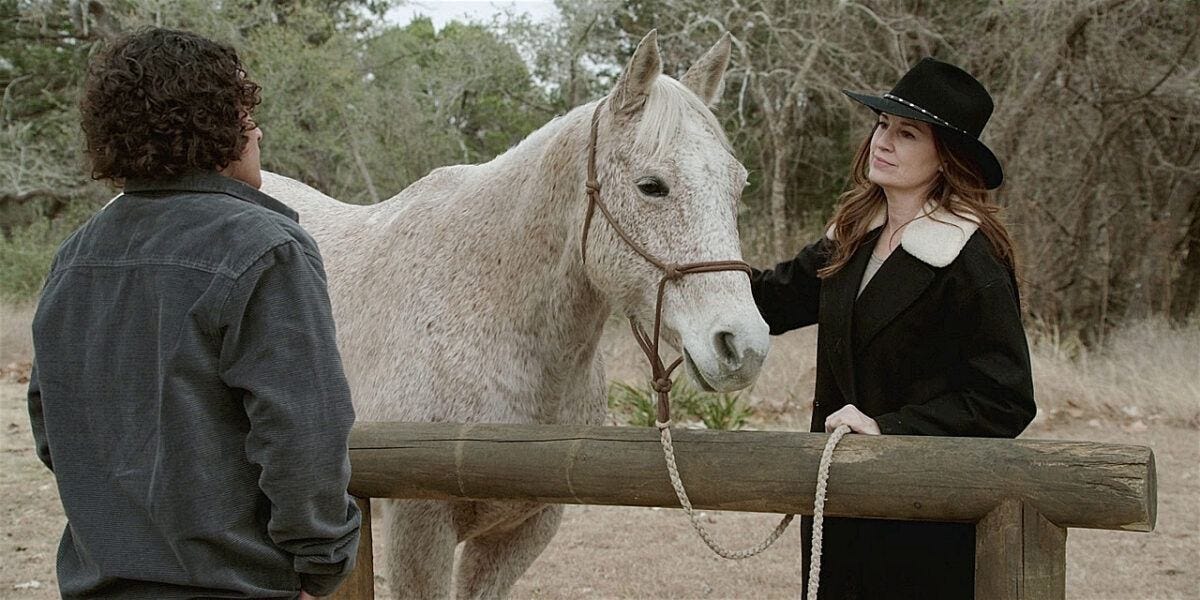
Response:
818,123,1016,278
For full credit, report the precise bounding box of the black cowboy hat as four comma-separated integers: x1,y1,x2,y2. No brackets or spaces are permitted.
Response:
843,57,1004,189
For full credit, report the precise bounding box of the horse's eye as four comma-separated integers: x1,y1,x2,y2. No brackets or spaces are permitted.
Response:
636,177,669,198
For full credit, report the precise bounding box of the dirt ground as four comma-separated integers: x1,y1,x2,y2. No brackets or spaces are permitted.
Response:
1,379,1196,599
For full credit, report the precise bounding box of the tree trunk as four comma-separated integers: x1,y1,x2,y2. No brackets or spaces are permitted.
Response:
1169,186,1200,323
770,142,789,258
347,130,380,205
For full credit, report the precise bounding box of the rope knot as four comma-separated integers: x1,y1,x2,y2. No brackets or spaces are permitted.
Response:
652,377,673,393
663,264,682,281
585,181,601,194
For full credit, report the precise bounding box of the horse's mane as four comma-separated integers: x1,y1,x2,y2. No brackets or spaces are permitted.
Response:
484,75,731,171
636,76,732,158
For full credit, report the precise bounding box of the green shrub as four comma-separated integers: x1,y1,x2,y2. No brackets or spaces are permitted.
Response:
1,220,65,302
606,376,755,430
0,203,96,302
687,391,755,431
607,380,659,427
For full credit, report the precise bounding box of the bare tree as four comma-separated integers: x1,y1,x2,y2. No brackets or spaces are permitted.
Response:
959,0,1200,339
605,0,1200,336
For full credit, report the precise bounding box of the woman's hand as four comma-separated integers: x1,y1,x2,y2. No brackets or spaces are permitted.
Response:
824,404,881,435
299,592,318,600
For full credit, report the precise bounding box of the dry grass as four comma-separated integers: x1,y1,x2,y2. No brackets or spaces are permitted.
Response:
0,301,34,369
603,312,1200,430
1029,318,1200,428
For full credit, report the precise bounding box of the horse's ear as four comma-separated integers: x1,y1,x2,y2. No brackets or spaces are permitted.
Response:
680,32,732,107
610,30,662,114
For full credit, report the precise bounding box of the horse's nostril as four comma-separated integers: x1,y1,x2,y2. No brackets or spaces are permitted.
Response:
715,330,740,366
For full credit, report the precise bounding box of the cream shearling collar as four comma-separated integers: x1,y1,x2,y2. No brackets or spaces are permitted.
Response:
825,201,980,268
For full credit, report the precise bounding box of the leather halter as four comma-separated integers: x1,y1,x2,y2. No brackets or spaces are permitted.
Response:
579,98,753,422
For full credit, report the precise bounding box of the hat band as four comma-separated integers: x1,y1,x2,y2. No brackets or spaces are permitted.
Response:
883,93,971,137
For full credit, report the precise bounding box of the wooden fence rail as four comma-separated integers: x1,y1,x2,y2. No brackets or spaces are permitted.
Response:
331,422,1157,600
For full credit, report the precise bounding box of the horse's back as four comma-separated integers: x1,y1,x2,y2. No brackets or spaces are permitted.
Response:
390,165,475,204
261,171,387,247
260,171,350,217
262,166,478,217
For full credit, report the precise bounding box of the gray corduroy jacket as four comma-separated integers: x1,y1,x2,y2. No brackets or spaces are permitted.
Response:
27,172,361,599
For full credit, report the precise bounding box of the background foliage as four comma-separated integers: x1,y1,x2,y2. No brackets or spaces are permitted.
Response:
2,0,1197,343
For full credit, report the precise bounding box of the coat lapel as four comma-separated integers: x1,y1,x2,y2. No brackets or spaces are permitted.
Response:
821,229,880,406
853,247,935,348
821,201,980,403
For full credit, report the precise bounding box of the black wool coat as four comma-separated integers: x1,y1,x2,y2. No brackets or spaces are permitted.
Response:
750,209,1036,599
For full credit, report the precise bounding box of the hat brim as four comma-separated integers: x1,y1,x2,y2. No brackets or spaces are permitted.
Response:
843,90,1003,190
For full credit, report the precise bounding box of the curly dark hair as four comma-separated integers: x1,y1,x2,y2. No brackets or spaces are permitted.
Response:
80,28,262,183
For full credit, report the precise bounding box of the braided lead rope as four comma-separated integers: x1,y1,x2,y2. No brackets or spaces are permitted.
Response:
656,421,793,559
653,421,851,571
806,424,851,600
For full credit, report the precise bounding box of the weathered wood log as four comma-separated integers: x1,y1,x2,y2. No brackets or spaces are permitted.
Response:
328,497,374,600
975,499,1067,599
348,422,1156,532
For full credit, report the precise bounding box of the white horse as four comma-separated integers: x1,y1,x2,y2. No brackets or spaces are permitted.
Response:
261,31,768,599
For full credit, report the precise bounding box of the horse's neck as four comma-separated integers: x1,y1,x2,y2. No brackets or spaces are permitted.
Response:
379,108,609,397
486,111,608,358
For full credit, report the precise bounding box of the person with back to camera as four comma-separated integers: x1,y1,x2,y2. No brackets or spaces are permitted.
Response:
750,58,1037,598
26,27,360,599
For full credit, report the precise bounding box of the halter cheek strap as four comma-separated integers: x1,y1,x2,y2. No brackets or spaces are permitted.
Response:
580,97,752,422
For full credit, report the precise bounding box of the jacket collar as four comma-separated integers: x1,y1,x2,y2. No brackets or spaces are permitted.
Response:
826,200,979,268
820,207,963,406
123,171,299,222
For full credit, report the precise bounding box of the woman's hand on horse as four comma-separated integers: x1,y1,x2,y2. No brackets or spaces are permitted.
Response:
824,404,881,435
299,591,318,600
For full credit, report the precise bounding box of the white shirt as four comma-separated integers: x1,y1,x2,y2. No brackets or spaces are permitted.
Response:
858,252,887,297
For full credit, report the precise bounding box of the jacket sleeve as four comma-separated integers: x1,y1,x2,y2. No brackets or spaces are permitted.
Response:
28,254,57,473
218,240,361,597
27,361,53,472
873,275,1036,437
750,237,831,335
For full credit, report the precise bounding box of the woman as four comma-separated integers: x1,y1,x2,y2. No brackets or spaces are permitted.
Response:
751,58,1036,598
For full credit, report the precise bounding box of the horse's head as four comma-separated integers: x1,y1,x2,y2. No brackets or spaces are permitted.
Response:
582,31,769,393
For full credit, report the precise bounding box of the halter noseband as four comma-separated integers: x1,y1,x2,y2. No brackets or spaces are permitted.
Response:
579,97,752,423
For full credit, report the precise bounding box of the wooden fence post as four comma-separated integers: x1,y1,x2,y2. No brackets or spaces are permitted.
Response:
337,423,1156,598
329,496,374,600
347,423,1157,531
975,499,1067,599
